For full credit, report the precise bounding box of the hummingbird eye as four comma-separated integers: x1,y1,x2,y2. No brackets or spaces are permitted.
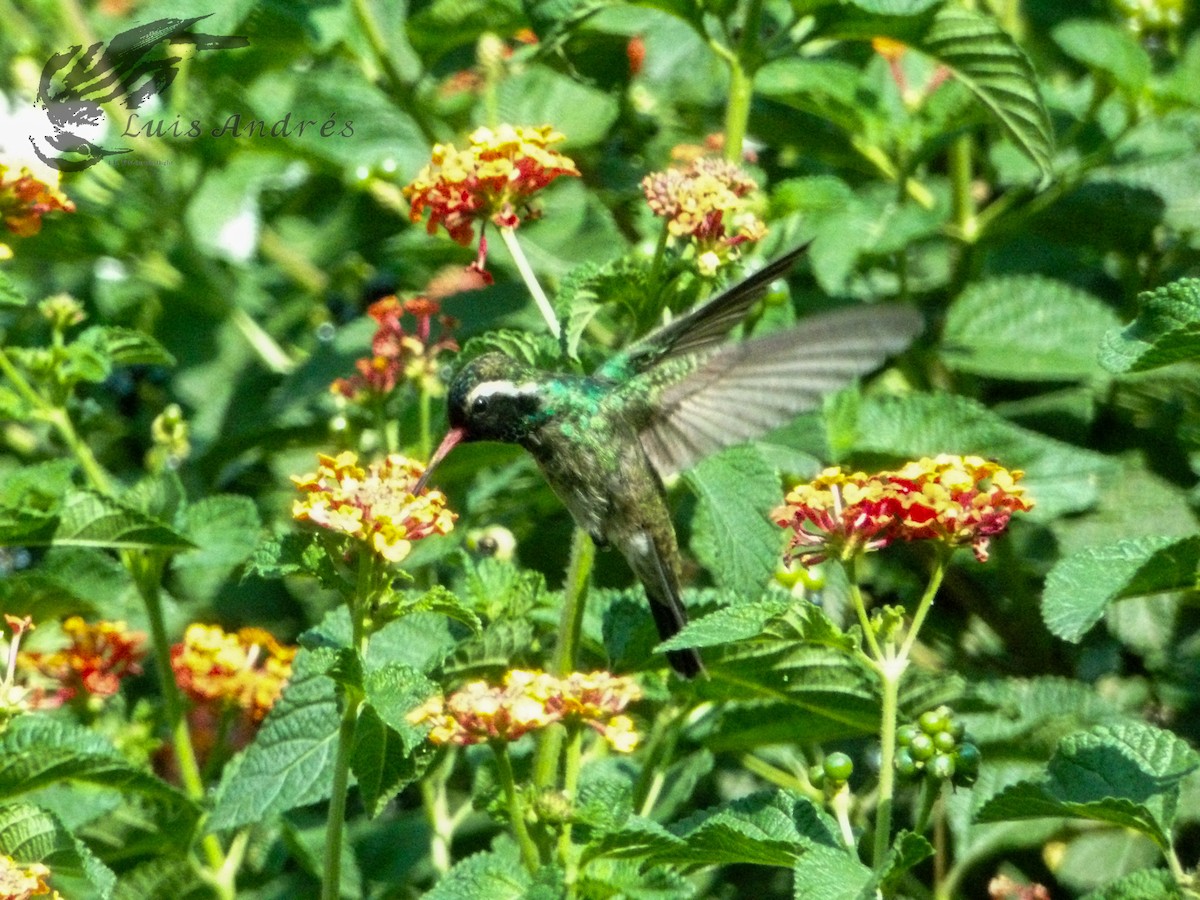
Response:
471,396,489,414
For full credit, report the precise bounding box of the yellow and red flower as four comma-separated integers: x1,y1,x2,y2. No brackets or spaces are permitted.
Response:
642,157,766,274
0,161,75,239
774,454,1033,567
0,855,62,900
171,623,296,721
331,295,458,400
291,451,456,563
404,124,579,247
408,669,643,751
17,616,146,707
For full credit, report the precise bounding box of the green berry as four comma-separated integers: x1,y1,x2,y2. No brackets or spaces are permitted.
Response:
919,708,949,735
809,764,826,789
948,718,966,742
933,730,957,754
928,752,956,781
897,724,919,747
823,752,854,783
909,732,935,761
953,742,981,786
895,747,919,779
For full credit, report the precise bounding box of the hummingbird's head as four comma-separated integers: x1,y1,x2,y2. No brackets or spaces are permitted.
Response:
417,353,546,491
446,353,546,444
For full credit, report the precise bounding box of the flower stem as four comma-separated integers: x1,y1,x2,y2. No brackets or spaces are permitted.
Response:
533,528,594,791
559,725,584,896
497,226,561,338
420,750,457,875
229,307,295,375
322,555,375,900
872,653,903,868
492,743,542,873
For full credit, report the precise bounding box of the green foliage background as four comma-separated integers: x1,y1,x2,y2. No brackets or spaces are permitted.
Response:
2,0,1200,897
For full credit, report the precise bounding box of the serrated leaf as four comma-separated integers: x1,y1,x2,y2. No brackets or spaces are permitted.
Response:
917,6,1054,177
351,704,428,818
685,446,782,596
77,325,176,368
113,857,210,900
0,267,29,306
977,721,1200,851
1079,867,1181,900
1099,278,1200,373
50,490,195,551
460,329,562,369
362,663,438,751
658,597,790,651
172,495,261,602
942,276,1119,380
1052,20,1151,93
423,844,535,900
246,532,350,596
792,845,872,900
207,648,341,831
1042,536,1200,643
0,802,116,899
0,717,194,813
844,392,1116,518
495,66,620,148
871,831,935,897
662,790,841,867
391,585,481,632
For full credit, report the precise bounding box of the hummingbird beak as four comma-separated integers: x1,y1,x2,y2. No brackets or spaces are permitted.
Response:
414,426,467,494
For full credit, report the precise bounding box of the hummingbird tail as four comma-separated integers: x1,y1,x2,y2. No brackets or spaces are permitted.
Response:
628,532,705,678
647,597,705,678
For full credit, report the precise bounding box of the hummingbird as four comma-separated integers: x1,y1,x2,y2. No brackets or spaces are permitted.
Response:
419,246,922,677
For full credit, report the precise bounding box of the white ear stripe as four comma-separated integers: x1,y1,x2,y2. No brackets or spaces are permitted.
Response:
465,380,541,406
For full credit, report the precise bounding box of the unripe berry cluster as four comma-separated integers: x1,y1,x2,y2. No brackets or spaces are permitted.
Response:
895,706,980,787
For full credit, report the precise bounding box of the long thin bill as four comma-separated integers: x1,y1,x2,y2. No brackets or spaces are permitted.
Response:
413,426,467,494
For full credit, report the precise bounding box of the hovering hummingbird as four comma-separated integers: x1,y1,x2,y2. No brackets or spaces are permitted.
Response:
419,246,922,676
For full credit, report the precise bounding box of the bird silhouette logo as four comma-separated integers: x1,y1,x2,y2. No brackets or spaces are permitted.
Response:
33,15,247,172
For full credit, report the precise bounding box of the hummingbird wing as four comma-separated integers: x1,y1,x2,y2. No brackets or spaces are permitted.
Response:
637,305,923,479
597,244,811,381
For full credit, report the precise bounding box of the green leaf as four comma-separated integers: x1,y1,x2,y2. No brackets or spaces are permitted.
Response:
246,532,351,596
872,831,935,897
843,392,1116,518
0,460,75,546
1052,20,1152,93
662,790,841,867
351,704,424,819
0,802,116,899
792,846,871,900
495,67,621,149
76,325,176,368
390,585,482,633
1079,868,1182,900
685,445,783,596
207,648,341,831
916,6,1054,177
1099,278,1200,373
362,663,438,752
844,0,939,13
658,596,791,651
1042,536,1200,643
114,857,211,900
172,495,262,602
977,721,1200,851
0,717,195,813
424,844,535,900
51,490,195,552
941,276,1119,381
0,268,29,306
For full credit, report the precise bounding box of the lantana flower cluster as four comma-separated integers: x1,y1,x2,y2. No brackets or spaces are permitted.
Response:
171,623,296,721
332,295,458,400
774,454,1033,567
408,669,643,752
0,160,75,240
292,451,456,563
17,616,146,708
403,124,579,247
0,855,62,900
642,156,767,275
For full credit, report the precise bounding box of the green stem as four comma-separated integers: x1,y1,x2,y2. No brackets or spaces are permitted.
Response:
845,557,884,664
739,753,818,800
830,785,858,855
948,134,977,242
229,307,295,375
420,750,457,875
897,551,949,664
872,652,903,869
349,0,439,143
493,743,542,873
723,57,754,164
533,529,595,790
912,778,939,835
322,555,375,900
559,726,584,896
498,227,560,338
